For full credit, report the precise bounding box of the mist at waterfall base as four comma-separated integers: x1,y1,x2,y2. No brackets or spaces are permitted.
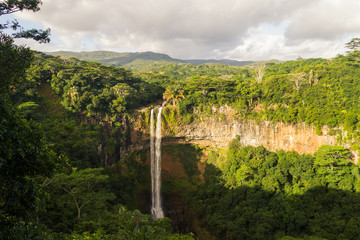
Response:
150,108,164,219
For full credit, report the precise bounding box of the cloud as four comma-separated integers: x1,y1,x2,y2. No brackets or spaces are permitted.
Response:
285,0,360,42
13,0,359,60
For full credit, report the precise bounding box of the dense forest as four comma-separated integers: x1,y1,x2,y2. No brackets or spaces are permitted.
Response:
1,47,195,239
2,44,360,239
136,52,360,150
189,143,360,240
0,1,192,239
2,1,360,239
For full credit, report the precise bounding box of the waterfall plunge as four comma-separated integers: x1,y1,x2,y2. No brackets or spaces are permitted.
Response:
150,108,164,219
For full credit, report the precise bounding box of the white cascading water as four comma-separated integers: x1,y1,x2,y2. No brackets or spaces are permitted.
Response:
150,109,156,217
150,107,164,219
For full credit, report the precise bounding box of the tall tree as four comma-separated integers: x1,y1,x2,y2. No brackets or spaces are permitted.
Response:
50,168,115,220
0,1,53,238
163,86,185,106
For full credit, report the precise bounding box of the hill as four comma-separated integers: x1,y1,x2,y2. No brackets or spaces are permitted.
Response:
45,50,184,66
185,58,254,66
45,50,255,68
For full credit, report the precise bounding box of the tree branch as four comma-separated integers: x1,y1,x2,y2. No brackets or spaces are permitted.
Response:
57,184,82,218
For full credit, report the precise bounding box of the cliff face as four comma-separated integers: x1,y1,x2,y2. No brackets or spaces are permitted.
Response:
128,106,356,162
176,116,336,154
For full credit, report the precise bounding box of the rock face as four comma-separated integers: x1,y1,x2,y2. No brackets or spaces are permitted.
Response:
177,118,337,155
128,106,356,161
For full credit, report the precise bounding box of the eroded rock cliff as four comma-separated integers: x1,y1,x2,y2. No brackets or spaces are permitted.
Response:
127,105,357,162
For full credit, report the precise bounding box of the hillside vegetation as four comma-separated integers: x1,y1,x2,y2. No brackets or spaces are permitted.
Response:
143,53,360,149
45,50,254,69
3,32,360,240
1,50,194,239
45,51,184,67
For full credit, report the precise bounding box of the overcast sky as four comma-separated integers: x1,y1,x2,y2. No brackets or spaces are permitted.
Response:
7,0,360,61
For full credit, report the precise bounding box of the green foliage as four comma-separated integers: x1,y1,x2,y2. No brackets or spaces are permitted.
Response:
63,206,194,240
37,165,194,239
134,54,360,142
345,38,360,52
163,86,185,106
0,217,55,240
105,151,150,209
10,53,161,168
164,145,201,178
0,4,54,238
314,146,353,189
161,106,179,135
4,14,360,239
48,168,115,221
45,50,253,70
0,35,33,93
17,101,39,118
188,141,360,240
45,51,184,68
0,0,43,15
24,55,163,118
20,46,360,142
42,117,101,169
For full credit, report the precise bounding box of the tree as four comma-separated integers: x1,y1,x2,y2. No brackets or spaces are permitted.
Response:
0,0,54,216
0,1,53,238
0,34,33,93
345,38,360,52
0,0,42,14
49,168,115,219
0,0,50,43
0,94,56,239
314,145,350,171
0,96,55,213
255,64,266,83
163,86,185,106
314,145,353,189
290,72,307,91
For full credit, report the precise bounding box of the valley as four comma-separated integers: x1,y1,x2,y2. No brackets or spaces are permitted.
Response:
2,1,360,239
2,45,360,240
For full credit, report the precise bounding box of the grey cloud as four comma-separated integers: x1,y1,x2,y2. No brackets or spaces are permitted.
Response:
35,1,301,36
15,0,357,59
285,0,360,42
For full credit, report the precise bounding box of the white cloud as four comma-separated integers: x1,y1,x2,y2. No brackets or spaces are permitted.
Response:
12,0,359,60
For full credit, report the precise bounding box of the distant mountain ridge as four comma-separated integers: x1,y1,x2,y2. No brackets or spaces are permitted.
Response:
185,59,254,66
44,50,254,67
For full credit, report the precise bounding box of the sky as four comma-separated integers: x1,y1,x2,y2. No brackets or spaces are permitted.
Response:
5,0,360,61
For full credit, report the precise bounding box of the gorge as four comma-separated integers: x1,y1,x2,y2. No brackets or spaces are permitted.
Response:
4,44,360,239
129,105,357,164
126,105,360,239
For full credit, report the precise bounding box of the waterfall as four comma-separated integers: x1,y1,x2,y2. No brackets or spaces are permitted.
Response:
150,107,164,219
150,109,155,217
